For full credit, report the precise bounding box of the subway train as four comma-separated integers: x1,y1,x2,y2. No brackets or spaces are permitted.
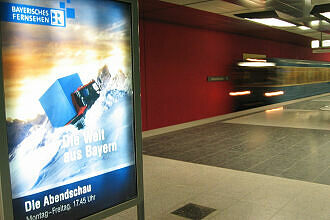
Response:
230,58,330,111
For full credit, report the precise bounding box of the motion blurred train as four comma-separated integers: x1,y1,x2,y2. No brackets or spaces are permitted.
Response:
230,58,330,111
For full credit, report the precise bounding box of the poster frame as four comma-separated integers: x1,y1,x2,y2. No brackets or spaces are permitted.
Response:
0,0,144,219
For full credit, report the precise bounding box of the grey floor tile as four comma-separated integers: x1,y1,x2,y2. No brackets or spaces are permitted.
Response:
239,150,276,163
299,135,330,147
215,137,248,148
248,156,298,176
221,156,263,171
314,167,330,185
193,151,242,167
189,136,225,146
277,147,312,161
301,151,330,162
245,146,281,158
158,143,198,155
228,143,262,154
175,148,216,162
199,142,228,153
281,159,330,182
277,135,306,148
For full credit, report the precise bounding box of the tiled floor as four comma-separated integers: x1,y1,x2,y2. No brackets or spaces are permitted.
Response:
109,155,330,219
225,107,330,131
143,95,330,185
143,122,330,185
109,95,330,219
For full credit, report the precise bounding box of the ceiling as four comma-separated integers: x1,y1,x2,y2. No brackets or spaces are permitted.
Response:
139,0,330,47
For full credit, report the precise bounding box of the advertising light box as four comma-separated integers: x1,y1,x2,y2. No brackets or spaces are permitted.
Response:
0,0,143,219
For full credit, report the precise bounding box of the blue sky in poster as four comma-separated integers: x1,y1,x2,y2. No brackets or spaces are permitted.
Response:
2,0,132,121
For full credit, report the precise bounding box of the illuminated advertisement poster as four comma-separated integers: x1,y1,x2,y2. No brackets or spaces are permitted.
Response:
0,0,137,219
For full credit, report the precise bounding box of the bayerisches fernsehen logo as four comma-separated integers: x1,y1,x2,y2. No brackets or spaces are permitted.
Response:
51,9,65,26
0,2,70,27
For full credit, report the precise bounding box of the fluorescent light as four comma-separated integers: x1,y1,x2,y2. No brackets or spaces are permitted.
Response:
235,11,296,27
246,58,267,62
320,12,330,19
298,26,311,30
311,20,320,26
264,91,284,97
229,91,251,96
311,40,320,48
311,20,327,26
246,18,296,27
311,40,330,48
322,40,330,47
238,62,275,67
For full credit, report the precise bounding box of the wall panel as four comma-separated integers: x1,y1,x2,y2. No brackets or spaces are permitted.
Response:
140,19,330,131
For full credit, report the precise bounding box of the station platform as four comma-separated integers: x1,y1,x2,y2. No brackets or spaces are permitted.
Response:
111,93,330,219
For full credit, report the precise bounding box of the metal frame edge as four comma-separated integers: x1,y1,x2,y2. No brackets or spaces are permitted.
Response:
0,13,15,220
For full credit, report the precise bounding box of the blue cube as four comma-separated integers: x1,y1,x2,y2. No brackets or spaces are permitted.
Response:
60,2,65,8
39,73,83,127
66,8,75,19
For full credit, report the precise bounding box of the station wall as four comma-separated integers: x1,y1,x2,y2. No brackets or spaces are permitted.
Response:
139,19,330,131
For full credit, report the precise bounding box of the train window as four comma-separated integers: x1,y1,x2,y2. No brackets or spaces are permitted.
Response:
232,66,278,86
234,59,330,88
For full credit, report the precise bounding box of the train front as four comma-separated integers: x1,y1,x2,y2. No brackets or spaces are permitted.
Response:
230,58,282,111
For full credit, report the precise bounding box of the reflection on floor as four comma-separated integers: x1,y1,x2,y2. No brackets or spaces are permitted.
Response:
110,155,330,220
108,95,330,219
143,95,330,185
226,101,330,130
